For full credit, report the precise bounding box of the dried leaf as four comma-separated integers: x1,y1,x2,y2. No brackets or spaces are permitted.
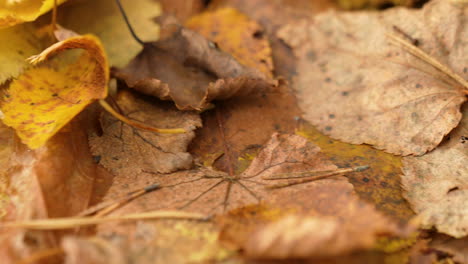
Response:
114,17,274,111
402,104,468,238
158,0,206,22
58,0,161,67
186,8,274,78
0,115,98,263
89,90,201,174
0,34,109,149
430,234,468,264
278,0,467,155
0,0,67,27
0,24,42,84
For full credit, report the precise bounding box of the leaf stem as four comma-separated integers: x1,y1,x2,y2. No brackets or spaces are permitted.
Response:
115,0,145,46
387,33,468,94
99,99,186,134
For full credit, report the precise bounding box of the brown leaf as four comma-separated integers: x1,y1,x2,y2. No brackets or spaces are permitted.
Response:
430,234,468,264
209,0,336,79
0,114,98,263
278,0,467,155
158,0,206,22
113,17,275,111
62,236,125,264
402,104,468,238
186,8,274,78
89,90,201,175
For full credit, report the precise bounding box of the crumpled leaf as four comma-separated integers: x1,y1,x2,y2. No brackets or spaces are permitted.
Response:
0,24,42,84
0,34,109,149
186,7,274,78
114,17,274,111
58,0,161,67
89,90,201,174
278,0,467,155
0,0,67,27
402,104,468,238
0,114,98,263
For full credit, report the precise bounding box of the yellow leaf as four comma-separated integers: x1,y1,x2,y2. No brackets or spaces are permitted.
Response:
186,8,273,78
0,23,42,84
0,34,109,149
0,0,68,28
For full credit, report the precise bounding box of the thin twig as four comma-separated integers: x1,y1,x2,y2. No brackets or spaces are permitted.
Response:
263,165,370,180
266,165,369,189
1,210,208,230
387,33,468,94
99,99,186,134
78,183,160,217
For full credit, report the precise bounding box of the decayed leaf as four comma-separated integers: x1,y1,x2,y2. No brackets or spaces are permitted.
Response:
0,0,67,27
0,24,42,84
0,34,109,149
58,0,161,67
0,115,98,263
89,90,201,174
186,7,274,78
278,0,467,155
114,17,274,111
402,104,467,238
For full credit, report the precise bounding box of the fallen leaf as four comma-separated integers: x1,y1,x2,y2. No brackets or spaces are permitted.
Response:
158,0,206,22
113,16,274,110
58,0,161,67
430,234,468,264
0,24,43,84
0,0,67,27
62,237,125,264
0,34,109,149
89,90,201,174
186,7,274,78
0,114,98,263
278,0,467,155
209,0,336,78
402,104,467,238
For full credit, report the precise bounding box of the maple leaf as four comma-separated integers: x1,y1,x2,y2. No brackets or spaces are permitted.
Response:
0,32,109,149
90,90,201,175
0,0,67,27
186,7,274,78
113,16,275,111
278,0,467,155
402,104,467,238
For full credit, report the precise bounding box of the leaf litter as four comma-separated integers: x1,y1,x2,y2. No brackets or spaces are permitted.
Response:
0,0,467,263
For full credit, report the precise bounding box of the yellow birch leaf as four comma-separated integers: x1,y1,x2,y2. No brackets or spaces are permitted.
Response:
186,8,273,78
0,0,67,28
0,23,42,84
0,34,109,149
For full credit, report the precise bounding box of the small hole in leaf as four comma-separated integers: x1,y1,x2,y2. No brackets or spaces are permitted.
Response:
253,30,264,39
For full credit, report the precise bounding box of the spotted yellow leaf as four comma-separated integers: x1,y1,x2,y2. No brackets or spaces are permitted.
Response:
0,0,68,28
0,24,42,84
0,34,109,149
